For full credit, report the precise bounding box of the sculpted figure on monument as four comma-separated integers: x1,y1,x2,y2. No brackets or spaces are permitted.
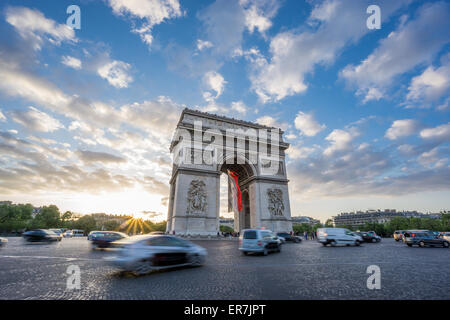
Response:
267,188,284,216
187,180,207,215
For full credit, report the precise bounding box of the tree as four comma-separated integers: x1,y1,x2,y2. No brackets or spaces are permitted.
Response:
324,219,333,227
73,215,97,234
220,225,234,233
32,205,61,229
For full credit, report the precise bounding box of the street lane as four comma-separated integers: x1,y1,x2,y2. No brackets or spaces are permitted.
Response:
0,237,448,299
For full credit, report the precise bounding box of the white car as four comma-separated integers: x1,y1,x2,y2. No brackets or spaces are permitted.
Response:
105,235,207,275
0,237,8,247
317,228,363,247
63,231,73,238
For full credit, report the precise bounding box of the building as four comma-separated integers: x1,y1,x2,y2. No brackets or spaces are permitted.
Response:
332,209,441,228
291,216,320,226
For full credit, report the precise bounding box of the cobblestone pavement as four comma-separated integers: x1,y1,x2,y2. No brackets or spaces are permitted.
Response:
0,237,448,300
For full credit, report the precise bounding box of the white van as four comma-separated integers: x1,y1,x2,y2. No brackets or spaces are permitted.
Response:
317,228,362,246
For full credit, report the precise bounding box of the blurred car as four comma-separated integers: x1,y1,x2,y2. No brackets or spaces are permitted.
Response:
87,231,102,240
91,231,128,249
49,229,63,241
239,229,281,255
23,229,59,242
317,228,363,246
63,230,73,238
276,232,302,243
401,230,429,243
403,231,449,248
356,231,381,243
393,230,405,241
442,232,450,241
0,237,8,247
106,235,207,275
275,235,286,244
72,229,85,237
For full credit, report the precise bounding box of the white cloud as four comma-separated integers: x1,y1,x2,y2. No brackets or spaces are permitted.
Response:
385,119,420,140
340,2,450,102
324,128,359,156
10,106,63,132
240,0,280,34
231,101,247,114
6,6,76,51
249,0,409,102
294,111,325,137
108,0,182,48
197,39,213,51
256,115,289,131
0,110,6,122
61,56,82,70
203,71,226,100
420,122,450,141
405,55,450,107
97,60,133,88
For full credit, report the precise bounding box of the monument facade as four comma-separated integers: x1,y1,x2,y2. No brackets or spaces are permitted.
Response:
166,108,293,235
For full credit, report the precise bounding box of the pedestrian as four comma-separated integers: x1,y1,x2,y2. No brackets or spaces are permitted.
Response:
304,231,308,240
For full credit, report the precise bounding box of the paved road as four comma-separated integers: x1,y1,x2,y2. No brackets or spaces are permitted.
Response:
0,237,448,300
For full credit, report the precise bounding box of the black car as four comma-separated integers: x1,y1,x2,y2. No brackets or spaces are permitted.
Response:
22,229,59,242
404,231,449,248
356,231,381,243
91,231,128,249
276,232,302,243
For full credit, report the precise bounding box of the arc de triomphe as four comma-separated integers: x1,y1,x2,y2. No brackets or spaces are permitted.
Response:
166,108,293,235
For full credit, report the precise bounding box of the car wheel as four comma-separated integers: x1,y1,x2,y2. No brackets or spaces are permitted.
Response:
330,240,337,247
242,251,248,256
322,243,327,246
91,244,97,250
134,260,152,275
372,238,377,243
407,243,412,247
419,241,425,248
355,240,361,246
443,242,449,248
263,248,268,256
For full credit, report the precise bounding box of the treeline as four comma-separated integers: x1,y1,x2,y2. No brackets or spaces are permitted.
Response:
345,215,450,237
292,215,450,237
0,202,167,235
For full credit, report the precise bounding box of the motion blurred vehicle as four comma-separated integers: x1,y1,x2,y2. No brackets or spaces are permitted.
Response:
87,231,101,240
401,230,429,243
22,229,59,242
72,229,85,237
276,232,302,243
275,235,286,244
403,231,449,248
91,231,128,249
63,230,73,238
317,228,363,247
106,235,207,275
0,237,8,247
49,229,63,241
239,229,281,255
442,232,450,241
356,231,381,243
393,230,405,241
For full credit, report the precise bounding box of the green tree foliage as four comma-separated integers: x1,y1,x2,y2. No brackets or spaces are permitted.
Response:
73,214,97,234
32,205,61,229
220,225,234,233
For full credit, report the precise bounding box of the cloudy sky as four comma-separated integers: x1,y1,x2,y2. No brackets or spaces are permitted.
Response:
0,0,449,222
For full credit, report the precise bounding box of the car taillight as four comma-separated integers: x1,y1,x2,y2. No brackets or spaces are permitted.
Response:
257,240,262,246
411,233,415,237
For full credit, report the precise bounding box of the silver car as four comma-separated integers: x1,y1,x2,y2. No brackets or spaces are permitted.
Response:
0,237,8,247
239,229,281,255
106,235,207,275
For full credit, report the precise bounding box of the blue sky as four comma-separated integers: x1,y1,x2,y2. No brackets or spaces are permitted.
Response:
0,0,449,222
